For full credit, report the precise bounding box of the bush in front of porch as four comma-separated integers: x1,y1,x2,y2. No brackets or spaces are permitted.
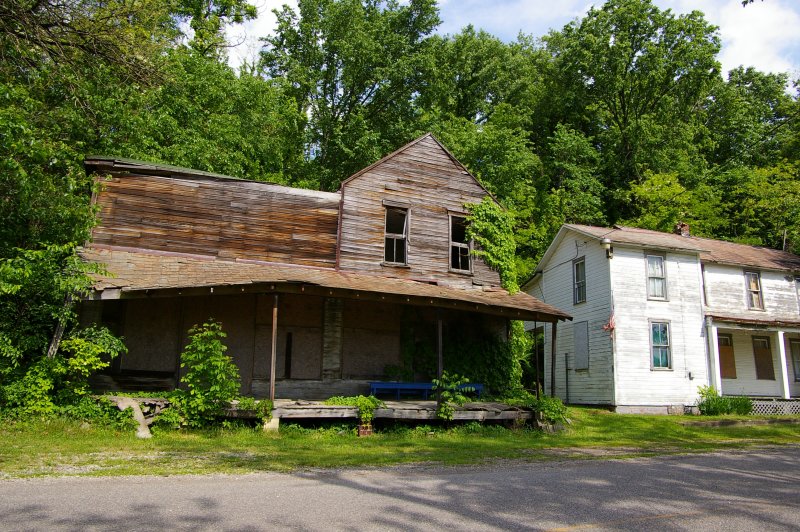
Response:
696,385,753,416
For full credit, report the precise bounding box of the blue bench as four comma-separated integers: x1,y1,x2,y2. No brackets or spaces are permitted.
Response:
368,381,484,400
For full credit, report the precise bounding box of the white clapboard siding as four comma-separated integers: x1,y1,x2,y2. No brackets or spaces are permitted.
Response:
704,264,800,319
526,237,614,404
609,247,707,406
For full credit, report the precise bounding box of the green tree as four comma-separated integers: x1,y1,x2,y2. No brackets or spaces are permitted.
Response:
541,0,720,219
705,67,795,167
260,0,440,190
173,0,257,58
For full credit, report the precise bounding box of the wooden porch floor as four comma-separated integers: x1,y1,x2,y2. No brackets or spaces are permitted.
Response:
273,399,532,422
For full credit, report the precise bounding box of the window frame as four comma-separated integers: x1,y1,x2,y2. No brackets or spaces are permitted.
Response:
448,214,472,274
791,340,800,383
573,257,586,305
744,271,764,310
649,320,672,370
645,252,668,300
795,276,800,315
383,206,409,266
718,333,737,379
752,336,775,380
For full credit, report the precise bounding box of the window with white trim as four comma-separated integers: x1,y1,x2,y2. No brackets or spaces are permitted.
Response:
646,254,667,299
573,258,586,304
650,321,671,369
449,215,471,272
744,271,764,310
384,207,408,264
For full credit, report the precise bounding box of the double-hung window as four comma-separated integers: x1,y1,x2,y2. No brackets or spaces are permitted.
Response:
449,216,471,272
744,271,764,310
650,321,671,369
573,257,586,305
384,207,408,265
646,254,667,299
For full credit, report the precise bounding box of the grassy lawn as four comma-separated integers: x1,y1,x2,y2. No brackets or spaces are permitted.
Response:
1,407,798,479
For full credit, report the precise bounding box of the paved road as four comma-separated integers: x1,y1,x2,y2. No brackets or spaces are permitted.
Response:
1,447,798,531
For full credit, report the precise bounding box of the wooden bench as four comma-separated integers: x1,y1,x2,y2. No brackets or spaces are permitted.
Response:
368,381,484,400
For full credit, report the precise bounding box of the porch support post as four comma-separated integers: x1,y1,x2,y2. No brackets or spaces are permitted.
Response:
269,294,279,403
776,330,790,399
706,319,722,394
550,321,557,398
534,321,540,400
437,308,443,379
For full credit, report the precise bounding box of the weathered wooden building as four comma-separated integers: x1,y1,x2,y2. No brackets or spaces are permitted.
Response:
81,134,569,399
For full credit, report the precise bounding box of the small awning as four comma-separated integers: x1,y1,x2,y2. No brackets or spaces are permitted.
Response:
81,246,571,323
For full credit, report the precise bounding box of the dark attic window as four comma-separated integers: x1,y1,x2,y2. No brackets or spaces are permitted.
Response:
384,207,408,264
450,215,471,272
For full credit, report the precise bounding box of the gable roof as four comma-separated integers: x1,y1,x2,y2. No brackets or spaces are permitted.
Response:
339,133,498,203
549,224,800,273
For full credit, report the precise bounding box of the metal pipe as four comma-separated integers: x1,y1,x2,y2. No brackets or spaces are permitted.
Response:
269,294,279,402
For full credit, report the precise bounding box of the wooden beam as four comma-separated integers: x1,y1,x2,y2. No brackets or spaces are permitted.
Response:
107,282,565,322
269,294,279,402
437,308,443,379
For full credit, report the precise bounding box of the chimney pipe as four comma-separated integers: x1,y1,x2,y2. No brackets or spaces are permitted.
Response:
674,222,690,237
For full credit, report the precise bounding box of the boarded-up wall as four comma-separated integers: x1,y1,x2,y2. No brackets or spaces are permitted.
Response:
341,299,402,379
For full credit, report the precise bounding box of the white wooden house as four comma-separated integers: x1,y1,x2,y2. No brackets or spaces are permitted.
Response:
525,224,800,413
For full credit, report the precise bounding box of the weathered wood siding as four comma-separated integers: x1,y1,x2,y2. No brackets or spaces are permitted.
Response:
609,247,707,406
527,237,614,404
704,264,800,318
338,136,500,286
93,175,340,268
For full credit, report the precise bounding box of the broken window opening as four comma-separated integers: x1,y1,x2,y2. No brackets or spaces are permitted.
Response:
384,207,408,264
450,216,471,272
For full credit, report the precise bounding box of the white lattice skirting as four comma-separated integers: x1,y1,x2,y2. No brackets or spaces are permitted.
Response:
750,399,800,415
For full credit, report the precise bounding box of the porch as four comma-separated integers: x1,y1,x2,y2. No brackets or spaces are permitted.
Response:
706,314,800,400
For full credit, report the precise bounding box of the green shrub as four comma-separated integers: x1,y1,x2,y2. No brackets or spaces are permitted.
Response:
432,371,473,421
151,402,185,432
502,389,569,425
177,320,241,427
235,396,273,423
729,395,754,415
535,395,569,425
0,326,125,418
696,385,752,415
57,396,136,430
324,395,383,424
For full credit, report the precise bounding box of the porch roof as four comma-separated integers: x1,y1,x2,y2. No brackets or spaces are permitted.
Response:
706,311,800,329
81,245,571,322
